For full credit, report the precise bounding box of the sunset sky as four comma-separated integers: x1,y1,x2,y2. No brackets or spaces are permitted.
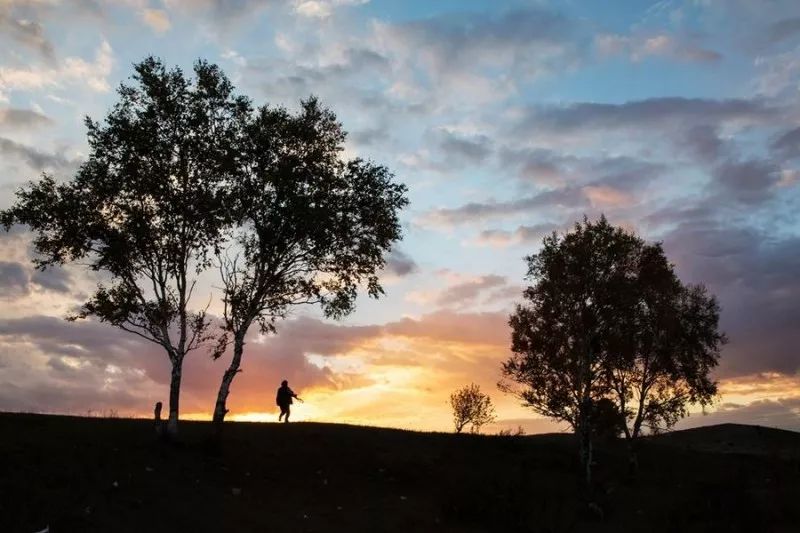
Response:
1,0,799,433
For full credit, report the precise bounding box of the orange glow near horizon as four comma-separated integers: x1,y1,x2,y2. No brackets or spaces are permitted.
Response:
176,341,800,434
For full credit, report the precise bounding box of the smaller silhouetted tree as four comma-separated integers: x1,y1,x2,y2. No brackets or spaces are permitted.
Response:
450,383,496,434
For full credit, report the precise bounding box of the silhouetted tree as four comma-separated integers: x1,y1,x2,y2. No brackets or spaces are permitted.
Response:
501,216,724,480
605,246,724,471
450,383,496,434
1,58,249,437
210,98,408,430
501,217,653,483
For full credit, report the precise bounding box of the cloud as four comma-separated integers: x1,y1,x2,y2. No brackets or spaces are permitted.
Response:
140,8,171,32
435,129,492,166
474,223,558,248
0,255,72,298
30,265,71,293
753,44,800,97
514,97,779,137
292,0,368,19
420,187,587,227
250,46,392,110
583,184,636,208
0,107,51,129
711,158,780,204
771,126,800,159
434,274,508,307
0,9,55,61
384,309,509,346
0,137,77,172
406,271,520,310
661,223,800,378
0,39,113,99
383,248,418,277
372,7,584,106
596,33,722,64
677,124,726,162
767,17,800,44
162,0,279,27
0,260,28,298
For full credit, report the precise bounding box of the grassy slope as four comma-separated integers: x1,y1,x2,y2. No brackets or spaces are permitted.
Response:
0,413,798,533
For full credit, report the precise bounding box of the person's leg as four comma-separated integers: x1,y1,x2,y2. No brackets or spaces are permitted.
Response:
278,406,286,421
284,405,290,423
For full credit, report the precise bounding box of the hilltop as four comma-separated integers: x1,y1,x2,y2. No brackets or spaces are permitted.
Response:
0,413,798,532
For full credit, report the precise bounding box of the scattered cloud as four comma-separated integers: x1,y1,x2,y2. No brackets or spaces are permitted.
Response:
0,39,113,99
140,8,171,32
0,9,55,61
596,33,722,64
661,223,800,378
0,137,77,172
383,248,418,278
473,223,559,248
0,107,51,129
513,97,779,138
419,188,587,227
292,0,369,19
766,17,800,44
0,260,28,298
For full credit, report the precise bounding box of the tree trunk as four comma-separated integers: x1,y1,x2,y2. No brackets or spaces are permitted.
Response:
578,397,593,486
212,332,245,432
167,359,182,438
626,438,639,475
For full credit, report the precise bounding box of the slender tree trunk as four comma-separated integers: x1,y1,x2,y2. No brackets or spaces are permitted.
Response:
167,358,183,438
626,437,639,475
578,397,593,486
577,342,594,486
212,332,245,432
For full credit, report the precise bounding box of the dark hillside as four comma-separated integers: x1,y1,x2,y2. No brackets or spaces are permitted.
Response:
650,423,800,459
1,413,798,532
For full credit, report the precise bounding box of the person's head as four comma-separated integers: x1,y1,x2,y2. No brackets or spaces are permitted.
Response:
281,380,288,387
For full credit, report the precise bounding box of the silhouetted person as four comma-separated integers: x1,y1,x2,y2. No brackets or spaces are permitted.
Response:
276,380,302,423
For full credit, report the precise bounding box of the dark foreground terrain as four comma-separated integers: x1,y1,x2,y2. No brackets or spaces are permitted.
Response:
1,413,798,532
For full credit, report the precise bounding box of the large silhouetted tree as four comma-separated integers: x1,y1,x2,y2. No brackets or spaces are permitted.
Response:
500,216,723,482
1,58,250,437
210,98,408,430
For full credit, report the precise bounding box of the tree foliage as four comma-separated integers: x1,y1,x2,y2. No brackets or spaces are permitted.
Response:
501,216,724,478
450,383,496,434
211,98,408,427
1,57,250,436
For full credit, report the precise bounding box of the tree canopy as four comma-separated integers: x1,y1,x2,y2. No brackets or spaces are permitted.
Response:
450,383,496,434
211,98,408,427
1,57,251,436
501,216,724,478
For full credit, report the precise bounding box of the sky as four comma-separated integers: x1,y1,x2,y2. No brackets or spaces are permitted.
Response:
0,0,799,434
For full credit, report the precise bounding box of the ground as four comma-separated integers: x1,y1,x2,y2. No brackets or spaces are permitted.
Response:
1,413,798,532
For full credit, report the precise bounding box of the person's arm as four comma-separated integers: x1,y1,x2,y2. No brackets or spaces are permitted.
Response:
291,390,303,402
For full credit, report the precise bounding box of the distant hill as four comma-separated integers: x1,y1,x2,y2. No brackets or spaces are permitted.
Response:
651,423,800,459
0,413,798,532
